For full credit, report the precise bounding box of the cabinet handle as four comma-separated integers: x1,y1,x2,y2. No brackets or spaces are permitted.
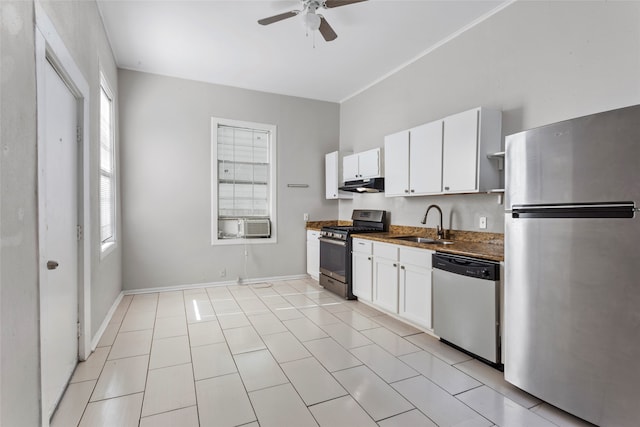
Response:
368,257,372,260
444,186,450,191
410,189,415,193
400,265,405,270
393,263,397,267
404,189,409,193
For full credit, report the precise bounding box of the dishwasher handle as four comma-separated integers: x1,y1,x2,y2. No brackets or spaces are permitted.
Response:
432,253,499,281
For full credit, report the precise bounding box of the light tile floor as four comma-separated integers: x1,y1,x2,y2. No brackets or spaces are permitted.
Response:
51,278,596,427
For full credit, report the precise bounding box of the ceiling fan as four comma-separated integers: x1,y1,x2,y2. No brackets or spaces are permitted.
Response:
258,0,368,42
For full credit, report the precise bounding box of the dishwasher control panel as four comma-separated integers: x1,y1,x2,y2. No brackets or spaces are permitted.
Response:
432,253,499,281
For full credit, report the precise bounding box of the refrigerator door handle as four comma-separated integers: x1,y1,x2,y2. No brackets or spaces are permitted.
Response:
512,202,636,219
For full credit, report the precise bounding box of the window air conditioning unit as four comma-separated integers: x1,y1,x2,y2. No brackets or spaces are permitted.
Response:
238,219,271,238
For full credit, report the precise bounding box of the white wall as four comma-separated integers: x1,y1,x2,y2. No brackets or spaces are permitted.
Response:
118,70,340,290
38,0,122,342
339,0,640,232
1,3,40,424
0,1,121,424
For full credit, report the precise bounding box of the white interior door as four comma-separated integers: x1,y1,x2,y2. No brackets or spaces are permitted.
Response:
41,59,79,418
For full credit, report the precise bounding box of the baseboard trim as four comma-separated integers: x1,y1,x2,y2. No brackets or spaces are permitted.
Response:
90,291,124,351
123,274,310,295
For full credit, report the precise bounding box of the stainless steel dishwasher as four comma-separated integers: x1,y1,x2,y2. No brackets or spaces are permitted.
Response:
432,252,501,367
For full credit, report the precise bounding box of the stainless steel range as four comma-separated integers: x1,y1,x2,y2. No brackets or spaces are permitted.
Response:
319,209,387,299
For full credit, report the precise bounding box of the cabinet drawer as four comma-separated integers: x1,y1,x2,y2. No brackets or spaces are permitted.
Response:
373,242,399,260
400,247,433,267
307,230,320,241
352,238,372,254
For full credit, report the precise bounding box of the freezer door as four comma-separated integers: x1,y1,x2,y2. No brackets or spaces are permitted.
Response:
504,213,640,426
506,104,640,208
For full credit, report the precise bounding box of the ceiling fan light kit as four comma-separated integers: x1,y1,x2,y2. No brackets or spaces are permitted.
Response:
305,12,321,31
258,0,367,42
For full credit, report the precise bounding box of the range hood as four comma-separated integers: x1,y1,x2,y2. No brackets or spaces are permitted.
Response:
339,177,385,193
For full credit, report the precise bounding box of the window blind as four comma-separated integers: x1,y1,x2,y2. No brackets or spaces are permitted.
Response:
217,125,270,218
99,85,115,245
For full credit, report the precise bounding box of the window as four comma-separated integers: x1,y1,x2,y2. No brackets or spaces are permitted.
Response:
99,74,116,252
211,118,277,244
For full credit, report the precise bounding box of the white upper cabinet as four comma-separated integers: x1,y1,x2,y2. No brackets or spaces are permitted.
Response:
343,148,381,181
442,107,502,193
384,107,501,197
343,154,360,181
385,121,443,197
325,151,352,200
358,148,381,179
383,130,410,196
410,121,444,194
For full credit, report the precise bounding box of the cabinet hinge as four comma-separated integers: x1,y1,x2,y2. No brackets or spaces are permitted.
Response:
76,126,82,144
77,225,83,241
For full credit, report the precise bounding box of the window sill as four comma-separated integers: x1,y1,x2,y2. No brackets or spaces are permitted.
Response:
101,241,117,260
211,236,277,246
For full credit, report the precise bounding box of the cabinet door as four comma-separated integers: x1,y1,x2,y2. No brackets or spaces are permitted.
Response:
352,251,373,301
343,154,359,181
358,148,380,179
325,151,339,199
306,231,320,279
373,257,399,313
399,264,432,329
384,131,410,197
410,121,443,195
443,108,479,193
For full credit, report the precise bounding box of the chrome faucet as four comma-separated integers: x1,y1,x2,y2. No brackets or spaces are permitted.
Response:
421,204,446,240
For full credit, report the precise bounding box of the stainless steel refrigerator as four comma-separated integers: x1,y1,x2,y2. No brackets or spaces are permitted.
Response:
505,104,640,426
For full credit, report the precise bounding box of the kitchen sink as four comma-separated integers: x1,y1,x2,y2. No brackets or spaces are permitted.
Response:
392,236,454,245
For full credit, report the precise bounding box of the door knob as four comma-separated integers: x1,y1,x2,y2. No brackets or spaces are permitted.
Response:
47,261,59,270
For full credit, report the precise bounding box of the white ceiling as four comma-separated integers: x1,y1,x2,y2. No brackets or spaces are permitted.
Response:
97,0,509,103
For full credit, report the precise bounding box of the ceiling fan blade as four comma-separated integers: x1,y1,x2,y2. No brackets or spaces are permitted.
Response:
258,11,298,25
324,0,367,9
318,16,337,41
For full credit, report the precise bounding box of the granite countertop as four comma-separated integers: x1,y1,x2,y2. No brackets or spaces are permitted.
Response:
353,225,504,262
305,220,351,231
352,232,503,262
306,222,504,261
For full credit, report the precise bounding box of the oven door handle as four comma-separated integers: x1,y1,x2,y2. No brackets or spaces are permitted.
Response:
319,237,347,247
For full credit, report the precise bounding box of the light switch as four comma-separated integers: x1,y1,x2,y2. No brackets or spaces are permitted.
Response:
303,213,309,221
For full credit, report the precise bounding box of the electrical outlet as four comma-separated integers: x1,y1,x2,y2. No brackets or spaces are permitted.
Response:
220,269,226,278
479,216,487,229
303,213,309,221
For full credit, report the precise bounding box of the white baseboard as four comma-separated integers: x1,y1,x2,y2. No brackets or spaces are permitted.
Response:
123,274,309,295
90,291,124,351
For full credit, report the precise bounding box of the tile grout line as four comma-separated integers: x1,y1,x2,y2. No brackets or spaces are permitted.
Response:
60,279,584,427
137,292,159,422
72,295,133,426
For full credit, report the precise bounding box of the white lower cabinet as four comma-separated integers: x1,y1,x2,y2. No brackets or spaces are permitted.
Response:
399,247,434,329
354,240,434,330
372,242,399,313
306,230,320,280
352,239,373,301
